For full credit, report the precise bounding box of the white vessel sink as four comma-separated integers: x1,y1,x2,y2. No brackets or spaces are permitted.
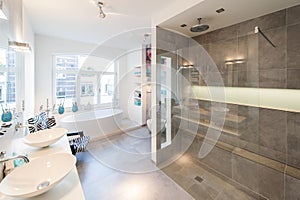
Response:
23,128,67,148
0,152,76,198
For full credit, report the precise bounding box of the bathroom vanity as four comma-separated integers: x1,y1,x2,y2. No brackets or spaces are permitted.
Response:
0,134,85,200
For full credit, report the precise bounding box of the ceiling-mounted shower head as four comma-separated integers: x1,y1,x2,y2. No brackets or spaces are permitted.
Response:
190,18,209,32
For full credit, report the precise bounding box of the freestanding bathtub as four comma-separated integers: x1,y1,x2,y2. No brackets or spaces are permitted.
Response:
60,109,123,140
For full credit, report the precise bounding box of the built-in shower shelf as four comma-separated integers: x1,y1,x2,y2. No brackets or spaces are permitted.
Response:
173,106,246,124
173,115,240,136
198,108,246,123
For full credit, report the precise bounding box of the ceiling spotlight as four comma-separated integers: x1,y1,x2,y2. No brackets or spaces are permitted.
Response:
216,8,225,13
97,1,106,18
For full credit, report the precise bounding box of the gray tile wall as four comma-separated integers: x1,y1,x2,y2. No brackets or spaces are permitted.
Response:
190,99,300,198
193,5,300,89
157,4,300,199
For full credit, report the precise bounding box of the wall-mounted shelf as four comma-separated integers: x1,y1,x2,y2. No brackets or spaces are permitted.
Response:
190,68,200,86
134,90,142,106
134,66,142,77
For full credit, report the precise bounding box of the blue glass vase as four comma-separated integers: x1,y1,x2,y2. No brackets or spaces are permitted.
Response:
1,110,12,122
58,105,65,115
72,102,78,112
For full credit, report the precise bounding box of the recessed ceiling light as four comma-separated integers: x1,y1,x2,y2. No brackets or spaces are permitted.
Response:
180,24,187,28
216,8,225,13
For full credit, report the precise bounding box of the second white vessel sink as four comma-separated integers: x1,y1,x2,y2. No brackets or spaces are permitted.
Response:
23,128,67,148
0,152,76,198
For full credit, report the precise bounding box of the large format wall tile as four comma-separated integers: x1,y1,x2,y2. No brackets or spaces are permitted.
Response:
237,10,286,37
258,164,284,200
287,68,300,89
259,68,286,88
205,24,238,43
183,4,300,200
232,155,285,200
287,23,300,70
199,141,232,178
287,4,300,26
238,106,260,153
259,108,287,163
285,175,300,199
232,155,260,192
287,112,300,169
259,27,286,70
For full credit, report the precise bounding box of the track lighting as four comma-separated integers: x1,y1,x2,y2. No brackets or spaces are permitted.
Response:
97,2,106,18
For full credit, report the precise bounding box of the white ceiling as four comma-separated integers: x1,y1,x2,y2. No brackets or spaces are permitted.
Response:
160,0,300,37
23,0,174,45
23,0,300,46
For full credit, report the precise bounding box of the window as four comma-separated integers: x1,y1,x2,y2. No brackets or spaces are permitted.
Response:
54,55,115,108
54,55,82,107
0,48,16,109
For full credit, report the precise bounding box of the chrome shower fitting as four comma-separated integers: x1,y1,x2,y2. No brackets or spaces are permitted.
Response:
97,1,106,18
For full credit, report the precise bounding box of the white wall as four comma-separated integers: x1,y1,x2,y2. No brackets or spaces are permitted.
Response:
23,7,35,119
34,35,96,113
119,50,143,124
0,0,35,120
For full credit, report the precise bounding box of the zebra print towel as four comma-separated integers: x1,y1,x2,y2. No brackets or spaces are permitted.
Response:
27,112,49,133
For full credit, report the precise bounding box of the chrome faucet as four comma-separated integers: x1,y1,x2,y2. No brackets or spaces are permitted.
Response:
15,122,35,132
0,151,30,164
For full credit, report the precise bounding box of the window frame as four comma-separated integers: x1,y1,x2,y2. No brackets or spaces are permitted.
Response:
52,54,117,111
0,47,18,109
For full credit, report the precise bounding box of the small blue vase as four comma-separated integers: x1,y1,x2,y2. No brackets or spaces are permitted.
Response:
72,102,78,112
58,105,65,115
1,110,12,122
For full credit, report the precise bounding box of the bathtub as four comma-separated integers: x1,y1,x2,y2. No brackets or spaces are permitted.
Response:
60,109,123,140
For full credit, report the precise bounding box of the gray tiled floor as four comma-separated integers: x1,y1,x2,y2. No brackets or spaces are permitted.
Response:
76,127,193,200
76,127,256,200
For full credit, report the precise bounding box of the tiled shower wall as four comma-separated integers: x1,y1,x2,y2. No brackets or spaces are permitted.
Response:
186,4,300,200
193,4,300,89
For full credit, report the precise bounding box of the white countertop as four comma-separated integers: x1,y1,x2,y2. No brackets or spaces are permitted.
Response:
0,134,85,200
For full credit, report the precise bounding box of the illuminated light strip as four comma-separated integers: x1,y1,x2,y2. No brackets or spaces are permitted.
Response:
192,86,300,113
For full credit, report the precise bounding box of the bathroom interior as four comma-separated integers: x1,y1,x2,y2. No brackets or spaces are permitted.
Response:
0,0,300,199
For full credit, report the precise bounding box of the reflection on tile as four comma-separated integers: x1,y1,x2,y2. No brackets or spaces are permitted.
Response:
237,69,259,87
287,24,300,69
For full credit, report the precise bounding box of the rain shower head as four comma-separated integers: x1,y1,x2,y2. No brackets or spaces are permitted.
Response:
190,18,209,32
